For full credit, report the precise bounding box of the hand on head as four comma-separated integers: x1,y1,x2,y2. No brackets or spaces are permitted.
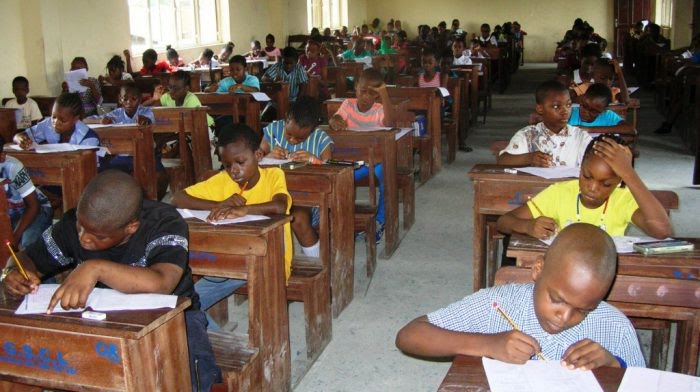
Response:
592,136,633,178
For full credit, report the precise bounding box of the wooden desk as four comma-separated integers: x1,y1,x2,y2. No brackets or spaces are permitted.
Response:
93,124,157,200
187,215,292,391
0,291,191,391
437,355,624,392
8,149,98,212
468,164,568,291
0,193,15,267
195,92,262,134
0,108,18,142
281,165,355,317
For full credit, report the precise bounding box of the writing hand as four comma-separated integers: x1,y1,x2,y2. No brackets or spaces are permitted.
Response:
329,115,348,131
204,83,219,92
47,261,99,314
527,216,558,240
79,79,93,87
269,146,290,159
153,85,165,100
530,151,553,167
101,117,115,125
136,115,152,126
486,330,542,364
222,193,247,208
207,205,248,221
562,339,618,370
290,150,313,163
13,134,33,150
2,268,40,297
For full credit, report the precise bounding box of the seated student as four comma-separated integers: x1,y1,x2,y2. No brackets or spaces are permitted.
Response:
592,58,626,104
339,39,372,64
205,55,260,93
260,97,333,256
418,48,446,88
0,138,52,248
98,55,134,87
299,40,330,98
497,135,672,240
451,38,473,66
4,76,42,130
570,57,595,98
262,46,309,102
124,48,173,75
170,124,292,329
1,170,221,391
477,23,498,47
143,70,214,128
264,33,282,60
328,68,395,241
63,57,102,117
244,40,263,59
217,41,235,64
497,81,591,167
14,92,100,149
396,223,646,370
568,83,634,134
166,45,185,68
190,48,220,69
86,85,154,125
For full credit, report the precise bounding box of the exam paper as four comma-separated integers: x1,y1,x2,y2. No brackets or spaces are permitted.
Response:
539,235,667,253
8,143,109,157
482,357,603,392
64,69,89,93
177,208,269,225
259,157,291,166
249,92,271,102
618,366,700,391
516,166,580,179
15,284,177,315
347,126,393,132
395,128,413,140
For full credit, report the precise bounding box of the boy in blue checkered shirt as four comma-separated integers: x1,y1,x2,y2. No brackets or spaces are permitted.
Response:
396,223,644,370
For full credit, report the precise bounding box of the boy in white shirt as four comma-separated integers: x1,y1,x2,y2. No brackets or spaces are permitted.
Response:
4,76,42,130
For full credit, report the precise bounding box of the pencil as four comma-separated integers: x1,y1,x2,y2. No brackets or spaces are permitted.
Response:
239,182,248,194
527,196,544,217
5,240,29,281
493,302,548,361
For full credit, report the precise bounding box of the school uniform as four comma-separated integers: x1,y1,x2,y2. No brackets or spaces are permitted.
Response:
25,118,100,146
263,62,309,101
263,120,334,158
101,106,155,124
160,91,215,127
215,74,260,93
452,55,473,66
568,107,623,127
3,98,43,129
499,123,591,167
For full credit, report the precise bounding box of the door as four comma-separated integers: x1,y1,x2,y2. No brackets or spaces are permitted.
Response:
614,0,652,59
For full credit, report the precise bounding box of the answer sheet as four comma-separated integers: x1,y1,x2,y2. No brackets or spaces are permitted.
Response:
515,166,580,179
618,366,699,391
482,357,603,392
177,208,269,225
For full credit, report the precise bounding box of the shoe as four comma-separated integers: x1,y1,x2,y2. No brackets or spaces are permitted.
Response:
375,222,385,244
459,145,473,152
654,122,672,134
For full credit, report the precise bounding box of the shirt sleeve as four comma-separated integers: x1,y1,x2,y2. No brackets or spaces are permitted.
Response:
602,110,623,125
618,188,639,224
245,74,260,90
143,213,189,271
28,100,43,122
529,182,563,220
25,214,77,277
267,168,292,211
427,288,494,333
500,128,530,156
334,100,351,120
184,173,232,201
9,163,37,199
26,119,50,143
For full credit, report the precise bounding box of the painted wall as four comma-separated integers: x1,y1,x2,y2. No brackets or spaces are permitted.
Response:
348,0,368,30
671,0,693,48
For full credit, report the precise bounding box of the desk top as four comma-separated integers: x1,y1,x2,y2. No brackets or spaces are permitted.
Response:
469,163,576,181
437,355,624,392
186,214,290,236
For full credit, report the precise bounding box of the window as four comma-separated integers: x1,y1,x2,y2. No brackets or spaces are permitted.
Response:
128,0,222,53
308,0,347,32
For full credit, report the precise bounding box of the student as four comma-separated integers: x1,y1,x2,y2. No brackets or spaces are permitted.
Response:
143,70,214,128
451,38,473,66
478,23,498,47
14,93,100,149
0,138,52,248
63,57,102,117
190,48,220,68
124,48,173,75
86,85,154,125
328,68,394,241
592,59,626,104
217,41,235,63
166,45,185,68
244,40,263,59
418,48,446,88
98,55,133,87
497,135,672,240
170,123,292,329
299,40,329,98
205,55,260,93
1,170,221,391
339,39,372,63
4,76,42,130
396,223,646,369
260,97,333,256
264,33,282,59
262,47,309,102
568,83,633,134
497,81,591,167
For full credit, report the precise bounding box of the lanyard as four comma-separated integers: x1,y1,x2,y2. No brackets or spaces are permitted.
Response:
576,193,609,230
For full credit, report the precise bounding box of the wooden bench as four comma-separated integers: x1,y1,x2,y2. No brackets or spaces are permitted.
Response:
208,330,260,391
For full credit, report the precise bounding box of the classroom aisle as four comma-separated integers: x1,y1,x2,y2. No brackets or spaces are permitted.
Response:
291,63,700,391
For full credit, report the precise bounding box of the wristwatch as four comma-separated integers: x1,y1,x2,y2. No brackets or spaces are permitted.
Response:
0,266,14,282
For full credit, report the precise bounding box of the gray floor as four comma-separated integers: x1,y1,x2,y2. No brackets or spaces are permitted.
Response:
267,63,699,391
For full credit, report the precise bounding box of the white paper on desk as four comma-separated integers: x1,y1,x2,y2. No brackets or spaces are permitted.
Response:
438,87,450,97
15,284,177,315
87,123,139,129
8,143,109,157
249,92,271,102
395,128,412,140
64,69,89,93
516,166,580,179
618,366,700,391
259,157,291,165
347,126,392,132
482,357,603,392
539,235,661,253
628,87,640,95
177,208,269,225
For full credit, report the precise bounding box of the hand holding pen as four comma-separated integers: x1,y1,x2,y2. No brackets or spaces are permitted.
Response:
269,137,290,159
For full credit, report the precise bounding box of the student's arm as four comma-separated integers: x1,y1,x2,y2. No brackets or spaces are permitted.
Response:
496,151,553,167
395,315,541,363
142,85,165,107
2,251,42,296
373,84,394,127
593,138,672,238
12,191,41,244
496,204,557,239
612,60,629,104
123,49,133,73
234,84,259,93
289,144,333,163
208,193,288,221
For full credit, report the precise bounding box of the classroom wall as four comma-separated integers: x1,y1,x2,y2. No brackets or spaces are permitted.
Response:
671,0,693,48
348,0,369,29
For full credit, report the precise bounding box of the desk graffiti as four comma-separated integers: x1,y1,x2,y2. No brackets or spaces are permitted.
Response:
95,342,121,363
0,341,77,375
25,168,45,178
190,250,217,262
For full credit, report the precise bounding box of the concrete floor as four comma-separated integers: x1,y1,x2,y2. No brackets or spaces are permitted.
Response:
245,63,699,391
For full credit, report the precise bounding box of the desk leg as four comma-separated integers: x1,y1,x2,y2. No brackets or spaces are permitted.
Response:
330,170,355,318
472,201,486,292
672,316,700,374
383,138,400,259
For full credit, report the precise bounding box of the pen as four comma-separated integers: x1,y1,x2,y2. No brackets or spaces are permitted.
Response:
493,302,548,361
5,240,29,281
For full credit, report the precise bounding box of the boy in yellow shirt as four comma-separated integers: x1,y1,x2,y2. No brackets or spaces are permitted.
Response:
171,123,292,330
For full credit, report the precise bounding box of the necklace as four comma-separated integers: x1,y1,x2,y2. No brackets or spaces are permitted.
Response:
576,193,609,231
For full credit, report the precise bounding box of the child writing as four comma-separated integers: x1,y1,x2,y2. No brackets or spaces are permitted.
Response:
264,34,282,60
497,81,591,167
98,55,134,87
262,47,309,102
497,135,672,240
396,223,646,370
244,40,263,59
63,57,102,117
170,123,292,329
166,45,185,68
217,42,235,63
85,85,154,125
13,92,100,149
260,97,333,256
190,48,220,68
328,68,395,241
299,40,329,99
592,58,628,104
4,76,42,130
124,48,173,75
568,83,633,134
1,170,221,391
205,55,260,93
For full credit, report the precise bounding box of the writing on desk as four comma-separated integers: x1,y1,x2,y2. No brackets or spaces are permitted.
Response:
0,341,77,375
25,168,45,178
190,250,217,262
95,342,121,363
290,190,310,197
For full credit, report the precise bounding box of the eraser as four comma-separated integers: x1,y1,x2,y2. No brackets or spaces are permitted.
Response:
504,168,518,174
82,310,106,321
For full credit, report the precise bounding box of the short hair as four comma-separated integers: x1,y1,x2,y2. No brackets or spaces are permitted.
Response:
358,68,384,87
166,45,180,61
266,33,275,42
546,223,617,286
72,57,88,68
120,85,142,98
584,83,613,105
106,55,125,71
594,58,614,75
217,123,261,151
202,48,214,60
12,76,29,87
581,43,602,58
481,23,490,30
229,55,247,68
170,70,191,87
142,49,158,62
252,40,261,48
77,170,143,231
438,21,447,28
55,92,84,117
282,46,299,60
222,41,235,52
535,80,568,104
452,38,466,47
287,96,321,129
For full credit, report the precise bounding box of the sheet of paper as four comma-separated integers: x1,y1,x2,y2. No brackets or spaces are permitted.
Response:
395,128,413,140
516,166,580,179
438,87,450,97
87,123,138,129
8,143,109,157
64,69,89,93
259,157,291,166
15,284,177,315
249,92,271,102
482,357,603,392
347,126,393,132
177,208,269,225
627,87,640,95
618,366,700,392
539,235,662,253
